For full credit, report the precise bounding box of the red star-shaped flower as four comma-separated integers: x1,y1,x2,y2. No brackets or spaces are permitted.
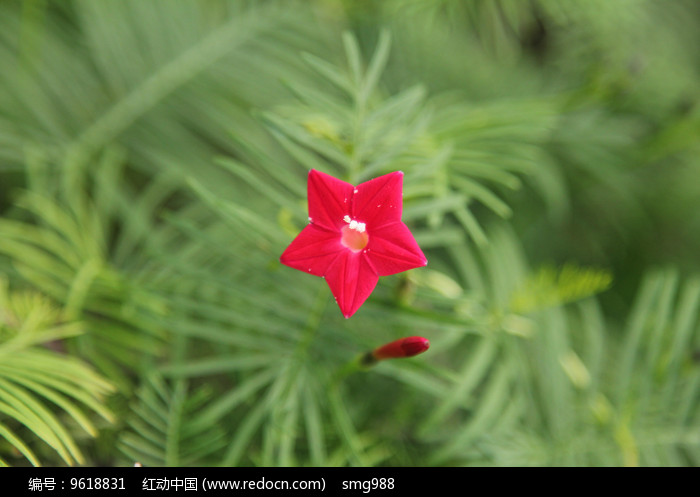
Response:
280,169,427,318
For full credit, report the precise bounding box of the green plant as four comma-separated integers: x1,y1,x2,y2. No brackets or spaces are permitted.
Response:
0,0,698,467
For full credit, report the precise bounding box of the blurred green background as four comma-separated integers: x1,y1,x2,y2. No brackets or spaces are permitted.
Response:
0,0,699,466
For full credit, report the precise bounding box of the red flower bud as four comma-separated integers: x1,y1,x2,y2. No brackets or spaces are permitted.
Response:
372,336,430,361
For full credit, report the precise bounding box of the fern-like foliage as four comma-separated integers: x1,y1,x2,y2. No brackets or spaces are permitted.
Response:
119,372,227,466
433,264,700,466
510,264,612,314
0,0,697,467
0,279,113,466
0,159,169,388
260,30,564,248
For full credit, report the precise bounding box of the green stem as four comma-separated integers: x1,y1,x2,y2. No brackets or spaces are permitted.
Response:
328,350,378,388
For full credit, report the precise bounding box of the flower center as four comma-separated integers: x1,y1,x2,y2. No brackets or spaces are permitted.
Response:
341,216,369,252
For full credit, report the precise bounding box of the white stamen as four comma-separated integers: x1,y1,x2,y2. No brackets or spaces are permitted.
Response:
353,189,358,194
343,215,366,233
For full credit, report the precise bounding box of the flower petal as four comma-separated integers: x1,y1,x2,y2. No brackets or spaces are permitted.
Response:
308,169,355,231
366,221,428,276
280,224,343,276
324,252,378,318
353,171,403,228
